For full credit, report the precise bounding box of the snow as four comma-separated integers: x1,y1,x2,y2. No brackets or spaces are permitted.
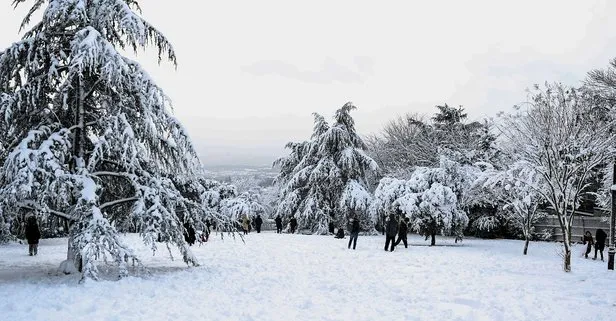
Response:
1,234,616,321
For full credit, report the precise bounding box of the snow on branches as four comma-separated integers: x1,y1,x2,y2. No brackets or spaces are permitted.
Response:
498,83,616,271
274,103,378,234
470,166,545,254
371,157,472,245
0,0,204,280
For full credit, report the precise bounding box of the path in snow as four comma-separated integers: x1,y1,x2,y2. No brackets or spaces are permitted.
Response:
1,233,615,321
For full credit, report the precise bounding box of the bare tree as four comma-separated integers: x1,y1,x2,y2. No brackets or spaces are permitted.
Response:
499,83,616,271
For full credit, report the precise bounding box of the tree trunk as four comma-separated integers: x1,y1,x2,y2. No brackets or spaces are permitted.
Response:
563,243,571,272
59,230,80,274
430,234,436,246
563,227,572,272
523,238,529,255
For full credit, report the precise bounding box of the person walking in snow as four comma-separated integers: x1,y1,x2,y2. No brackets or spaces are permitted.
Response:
25,215,40,256
255,215,263,233
290,216,298,234
394,216,410,249
275,215,283,234
582,231,594,259
242,214,250,235
348,217,360,250
384,213,398,252
594,229,608,261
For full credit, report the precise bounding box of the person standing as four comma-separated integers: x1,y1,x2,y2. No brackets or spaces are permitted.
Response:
290,216,298,234
384,213,398,252
242,214,249,235
348,217,360,250
204,219,211,241
394,216,410,249
184,222,196,246
255,215,263,233
594,229,608,261
582,231,594,259
275,215,283,233
25,216,40,256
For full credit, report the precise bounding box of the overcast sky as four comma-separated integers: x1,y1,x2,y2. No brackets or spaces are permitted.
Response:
2,0,616,167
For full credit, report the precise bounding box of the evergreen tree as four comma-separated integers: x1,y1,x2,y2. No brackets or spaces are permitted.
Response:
0,0,203,280
275,102,378,234
371,156,472,245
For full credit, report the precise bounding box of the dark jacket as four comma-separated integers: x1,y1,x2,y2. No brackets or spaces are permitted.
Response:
255,216,263,227
290,218,298,227
184,223,196,245
275,217,282,227
583,234,594,245
350,220,360,234
385,214,398,237
596,229,607,245
25,219,40,245
398,220,408,235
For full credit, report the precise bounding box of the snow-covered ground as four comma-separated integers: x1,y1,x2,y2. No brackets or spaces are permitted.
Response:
1,233,615,321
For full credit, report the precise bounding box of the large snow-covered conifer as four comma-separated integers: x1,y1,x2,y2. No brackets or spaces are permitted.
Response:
274,103,378,234
0,0,205,280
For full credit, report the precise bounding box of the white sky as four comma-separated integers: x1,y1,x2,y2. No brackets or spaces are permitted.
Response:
2,0,616,166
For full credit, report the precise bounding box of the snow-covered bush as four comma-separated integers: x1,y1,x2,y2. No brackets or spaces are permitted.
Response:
371,157,471,245
470,167,545,254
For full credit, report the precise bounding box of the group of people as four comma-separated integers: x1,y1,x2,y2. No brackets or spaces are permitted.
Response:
240,214,264,235
273,215,297,234
331,211,410,251
582,229,608,261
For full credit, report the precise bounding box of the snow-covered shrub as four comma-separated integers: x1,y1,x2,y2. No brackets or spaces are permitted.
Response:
371,157,471,245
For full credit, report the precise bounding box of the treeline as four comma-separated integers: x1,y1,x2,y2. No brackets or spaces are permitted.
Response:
274,59,616,272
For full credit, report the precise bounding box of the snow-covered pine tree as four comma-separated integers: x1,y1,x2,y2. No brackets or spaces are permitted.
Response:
0,0,203,280
275,103,378,234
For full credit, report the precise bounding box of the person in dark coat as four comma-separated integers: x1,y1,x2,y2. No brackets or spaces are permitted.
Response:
394,216,410,248
204,219,212,241
582,231,594,259
594,229,608,261
184,222,196,246
25,216,40,256
329,221,335,235
384,213,398,252
348,217,360,250
275,215,283,234
334,227,345,239
290,216,298,234
255,215,263,233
